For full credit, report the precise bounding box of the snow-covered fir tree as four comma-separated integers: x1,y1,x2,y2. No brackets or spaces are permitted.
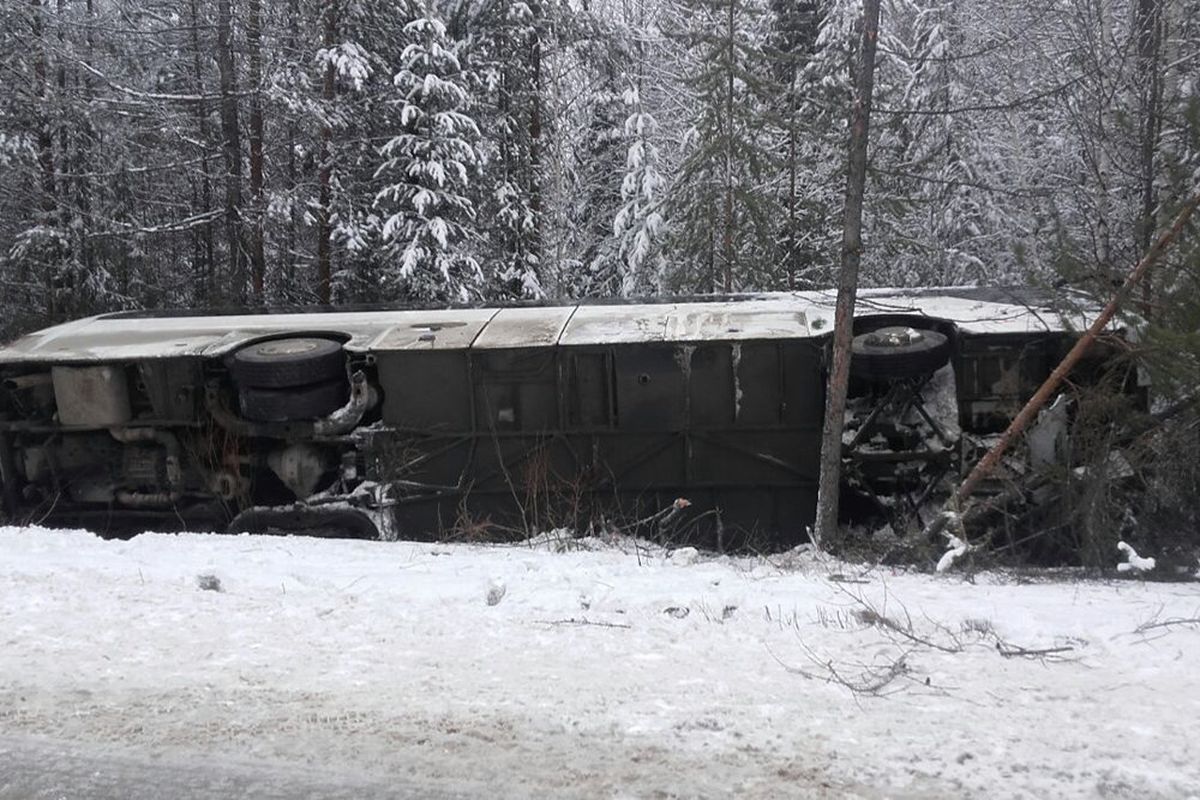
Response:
767,0,831,288
463,0,545,299
663,0,781,293
0,0,1198,332
375,4,483,303
866,0,996,286
612,82,667,295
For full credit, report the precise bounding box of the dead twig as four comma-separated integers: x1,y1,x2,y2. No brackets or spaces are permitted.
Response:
824,653,911,695
617,497,693,534
768,642,912,696
995,641,1076,660
861,608,964,654
1134,616,1200,634
534,617,632,630
831,581,964,654
767,644,825,682
828,573,871,585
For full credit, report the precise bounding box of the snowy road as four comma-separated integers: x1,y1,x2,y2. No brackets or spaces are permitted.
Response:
0,735,462,800
1,527,1198,798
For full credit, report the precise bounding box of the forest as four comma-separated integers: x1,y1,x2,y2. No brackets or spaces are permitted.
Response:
0,0,1196,335
1,0,1199,562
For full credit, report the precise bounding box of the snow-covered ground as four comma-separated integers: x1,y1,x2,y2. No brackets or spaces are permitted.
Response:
1,527,1197,799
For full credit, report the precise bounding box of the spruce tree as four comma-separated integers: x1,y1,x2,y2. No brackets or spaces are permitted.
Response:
665,0,780,293
463,1,544,299
612,82,667,295
375,5,483,302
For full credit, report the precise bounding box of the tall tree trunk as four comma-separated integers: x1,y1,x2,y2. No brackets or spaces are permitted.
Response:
188,0,215,304
316,0,338,305
55,0,74,316
787,66,798,291
31,0,57,318
247,0,266,302
813,0,882,549
77,0,95,282
497,21,516,269
722,0,735,293
528,0,544,277
55,0,66,174
216,0,244,302
1135,0,1163,311
284,0,299,293
707,210,716,293
31,0,54,211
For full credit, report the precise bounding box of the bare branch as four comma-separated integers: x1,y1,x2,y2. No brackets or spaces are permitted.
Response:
76,60,248,104
534,618,632,630
85,209,224,238
1134,616,1200,634
830,581,964,654
995,641,1077,660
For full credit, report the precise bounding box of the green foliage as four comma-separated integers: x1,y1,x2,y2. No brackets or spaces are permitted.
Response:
663,0,783,292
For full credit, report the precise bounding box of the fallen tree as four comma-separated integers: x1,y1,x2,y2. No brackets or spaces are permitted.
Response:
924,191,1200,543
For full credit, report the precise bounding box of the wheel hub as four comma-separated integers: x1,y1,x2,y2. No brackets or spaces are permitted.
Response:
864,326,925,348
255,339,324,356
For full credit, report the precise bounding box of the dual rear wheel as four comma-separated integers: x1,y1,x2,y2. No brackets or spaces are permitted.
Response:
229,337,348,421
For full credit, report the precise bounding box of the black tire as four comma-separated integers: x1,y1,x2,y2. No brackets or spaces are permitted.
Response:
229,337,345,389
850,326,950,380
227,507,379,539
239,379,348,422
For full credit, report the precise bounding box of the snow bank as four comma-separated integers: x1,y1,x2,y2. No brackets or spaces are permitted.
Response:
1,527,1197,798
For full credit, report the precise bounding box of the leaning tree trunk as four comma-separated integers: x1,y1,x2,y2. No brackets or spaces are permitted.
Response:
922,191,1200,542
812,0,882,550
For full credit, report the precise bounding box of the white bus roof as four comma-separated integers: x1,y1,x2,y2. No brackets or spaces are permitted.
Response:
0,287,1099,364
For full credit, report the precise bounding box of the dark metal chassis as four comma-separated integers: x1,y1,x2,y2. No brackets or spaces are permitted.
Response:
0,290,1140,547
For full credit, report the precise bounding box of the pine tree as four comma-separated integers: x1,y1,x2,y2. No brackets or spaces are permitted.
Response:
767,0,827,288
664,0,781,293
310,0,411,305
375,5,482,303
0,0,1197,335
867,0,996,286
612,82,667,295
464,1,544,299
560,9,626,298
785,0,868,289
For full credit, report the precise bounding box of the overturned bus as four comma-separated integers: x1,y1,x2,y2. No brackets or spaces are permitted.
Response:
0,288,1139,546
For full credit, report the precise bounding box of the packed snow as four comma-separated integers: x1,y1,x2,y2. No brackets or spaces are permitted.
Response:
1,527,1198,798
1116,541,1157,574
